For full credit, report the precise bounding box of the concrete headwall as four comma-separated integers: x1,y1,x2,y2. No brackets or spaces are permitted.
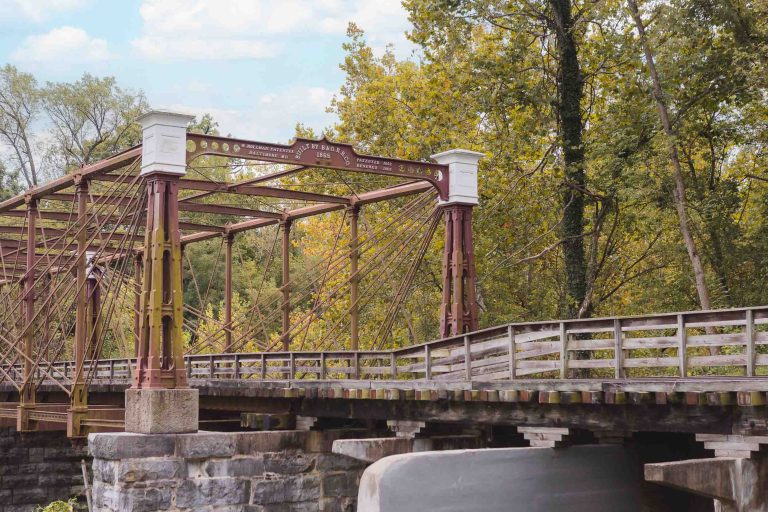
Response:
0,427,88,511
89,430,368,512
358,445,650,512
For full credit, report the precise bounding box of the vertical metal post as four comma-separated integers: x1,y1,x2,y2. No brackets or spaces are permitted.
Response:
224,232,234,352
133,252,142,354
68,178,89,437
43,273,51,363
18,197,37,431
439,205,479,337
133,174,188,390
280,219,291,351
349,206,360,351
86,268,101,360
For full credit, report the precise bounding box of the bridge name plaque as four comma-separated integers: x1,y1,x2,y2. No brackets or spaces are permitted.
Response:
186,133,449,199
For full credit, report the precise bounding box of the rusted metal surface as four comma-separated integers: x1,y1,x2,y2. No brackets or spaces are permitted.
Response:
133,174,188,390
186,134,450,200
349,206,360,351
0,131,458,437
440,204,479,337
280,219,292,352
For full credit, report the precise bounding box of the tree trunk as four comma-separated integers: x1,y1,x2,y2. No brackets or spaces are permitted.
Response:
626,0,712,312
550,0,588,319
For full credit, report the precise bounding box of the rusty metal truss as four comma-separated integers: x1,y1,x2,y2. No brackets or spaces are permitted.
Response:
0,132,478,437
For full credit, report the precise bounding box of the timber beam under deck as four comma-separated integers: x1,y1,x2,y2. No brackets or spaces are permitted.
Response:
1,377,767,437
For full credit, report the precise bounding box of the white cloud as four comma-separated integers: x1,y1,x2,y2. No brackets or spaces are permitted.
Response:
0,0,88,22
132,0,414,61
132,36,277,61
11,27,111,63
160,86,336,141
11,26,112,63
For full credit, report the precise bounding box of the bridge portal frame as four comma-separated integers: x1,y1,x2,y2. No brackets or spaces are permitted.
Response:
0,109,481,437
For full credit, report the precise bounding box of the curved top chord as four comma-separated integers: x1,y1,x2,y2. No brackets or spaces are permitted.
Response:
185,133,450,200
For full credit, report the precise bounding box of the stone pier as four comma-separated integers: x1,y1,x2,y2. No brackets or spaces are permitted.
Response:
0,428,88,511
89,430,368,512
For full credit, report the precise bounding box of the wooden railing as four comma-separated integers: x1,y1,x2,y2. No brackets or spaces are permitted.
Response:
13,306,768,384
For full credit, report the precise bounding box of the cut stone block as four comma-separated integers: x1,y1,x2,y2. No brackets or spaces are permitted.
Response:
125,388,199,434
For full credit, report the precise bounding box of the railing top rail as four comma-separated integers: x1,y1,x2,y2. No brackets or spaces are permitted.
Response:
389,305,768,355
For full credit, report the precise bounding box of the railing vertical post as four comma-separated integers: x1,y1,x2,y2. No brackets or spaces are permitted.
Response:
354,352,360,380
186,357,192,379
464,335,472,380
677,314,687,377
234,354,240,380
390,352,397,379
424,345,432,380
209,355,214,379
320,353,327,380
260,353,266,380
613,319,623,379
746,309,755,377
109,360,115,380
507,325,516,380
289,352,295,380
559,322,568,379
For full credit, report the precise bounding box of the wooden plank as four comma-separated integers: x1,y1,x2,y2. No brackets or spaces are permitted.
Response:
464,335,471,380
424,345,432,380
508,325,516,380
515,343,561,360
622,337,678,350
678,314,687,377
614,318,623,379
687,333,748,348
559,322,567,379
568,359,615,369
747,309,755,377
688,355,747,367
567,339,615,351
622,357,679,368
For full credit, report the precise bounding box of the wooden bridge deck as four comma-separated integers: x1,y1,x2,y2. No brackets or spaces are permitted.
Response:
2,305,768,436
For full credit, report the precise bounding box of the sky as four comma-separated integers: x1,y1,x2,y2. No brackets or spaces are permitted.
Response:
0,0,416,142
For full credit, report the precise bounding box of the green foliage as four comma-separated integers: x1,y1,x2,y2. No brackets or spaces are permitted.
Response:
3,0,768,354
35,497,78,512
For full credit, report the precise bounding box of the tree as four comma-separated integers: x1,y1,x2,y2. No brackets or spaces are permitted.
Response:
0,67,147,187
42,74,147,173
626,0,712,312
0,65,40,187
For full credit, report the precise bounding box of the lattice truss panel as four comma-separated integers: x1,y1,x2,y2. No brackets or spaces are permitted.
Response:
0,135,447,400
